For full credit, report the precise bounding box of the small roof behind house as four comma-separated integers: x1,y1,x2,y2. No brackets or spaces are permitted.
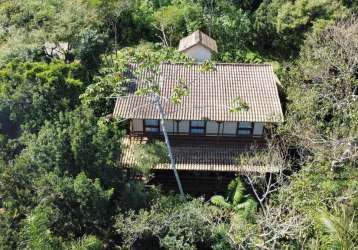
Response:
178,30,218,53
113,63,283,123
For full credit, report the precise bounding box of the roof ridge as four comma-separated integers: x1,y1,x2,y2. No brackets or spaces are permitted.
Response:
198,30,202,43
178,30,218,53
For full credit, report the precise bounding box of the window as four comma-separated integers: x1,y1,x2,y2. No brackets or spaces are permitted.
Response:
237,122,253,136
190,120,206,135
144,119,160,133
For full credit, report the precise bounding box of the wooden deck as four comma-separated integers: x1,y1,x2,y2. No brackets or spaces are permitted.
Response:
120,135,280,173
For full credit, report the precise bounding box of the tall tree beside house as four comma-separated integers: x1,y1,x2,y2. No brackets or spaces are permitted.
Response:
80,43,190,116
82,44,195,197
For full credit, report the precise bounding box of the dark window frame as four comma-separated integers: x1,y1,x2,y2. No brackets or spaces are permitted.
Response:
175,120,180,134
189,120,206,135
143,119,160,133
236,122,254,136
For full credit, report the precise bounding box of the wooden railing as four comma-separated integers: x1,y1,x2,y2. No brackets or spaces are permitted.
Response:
128,131,266,147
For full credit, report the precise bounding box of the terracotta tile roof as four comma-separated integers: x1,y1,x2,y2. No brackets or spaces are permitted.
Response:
120,137,280,173
113,63,283,123
178,30,218,53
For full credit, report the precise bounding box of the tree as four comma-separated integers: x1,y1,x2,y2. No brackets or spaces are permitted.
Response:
17,172,112,249
282,17,358,164
210,177,257,222
153,3,202,47
313,206,358,249
115,196,230,249
0,60,85,136
82,45,192,197
22,107,124,187
254,0,349,58
134,140,169,175
0,0,106,65
256,17,358,248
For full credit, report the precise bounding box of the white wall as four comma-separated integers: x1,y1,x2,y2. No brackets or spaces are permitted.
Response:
131,119,265,137
206,121,218,135
183,44,212,62
132,119,143,132
222,122,237,135
253,123,264,136
178,121,190,133
160,120,174,133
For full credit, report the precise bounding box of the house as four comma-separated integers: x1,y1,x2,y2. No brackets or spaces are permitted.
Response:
113,31,283,193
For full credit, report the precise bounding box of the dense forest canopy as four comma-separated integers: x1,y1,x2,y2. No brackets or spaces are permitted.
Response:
0,0,357,249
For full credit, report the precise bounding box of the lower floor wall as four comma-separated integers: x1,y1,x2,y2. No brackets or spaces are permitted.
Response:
131,119,265,137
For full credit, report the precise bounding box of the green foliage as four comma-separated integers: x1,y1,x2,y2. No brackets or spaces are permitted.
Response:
0,167,113,249
218,50,265,63
0,1,357,249
153,4,201,46
198,60,216,72
0,60,85,135
254,0,349,57
134,140,169,175
118,181,161,211
0,0,102,63
282,17,358,144
115,196,230,249
22,107,124,187
228,97,249,113
20,204,64,250
313,206,358,249
135,85,161,96
269,18,358,247
210,195,232,209
210,177,257,221
170,79,189,104
81,44,191,115
69,235,102,250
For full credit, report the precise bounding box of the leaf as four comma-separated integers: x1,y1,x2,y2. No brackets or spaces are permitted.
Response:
229,97,249,113
135,85,160,96
170,79,189,104
199,60,216,72
231,180,245,206
210,195,232,209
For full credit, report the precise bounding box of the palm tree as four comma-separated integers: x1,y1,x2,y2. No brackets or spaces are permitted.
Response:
314,206,357,249
210,177,257,221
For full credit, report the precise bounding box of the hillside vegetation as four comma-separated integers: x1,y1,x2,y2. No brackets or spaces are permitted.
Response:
0,0,357,249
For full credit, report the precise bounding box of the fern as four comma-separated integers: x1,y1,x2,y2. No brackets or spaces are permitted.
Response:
231,180,245,207
210,195,231,209
210,177,257,221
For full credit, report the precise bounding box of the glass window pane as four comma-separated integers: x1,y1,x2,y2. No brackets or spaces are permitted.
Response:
191,128,205,134
239,122,252,128
191,120,205,127
144,119,159,126
238,129,251,135
145,127,159,132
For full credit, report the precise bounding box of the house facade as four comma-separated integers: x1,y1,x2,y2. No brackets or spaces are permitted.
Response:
113,31,283,175
130,119,265,138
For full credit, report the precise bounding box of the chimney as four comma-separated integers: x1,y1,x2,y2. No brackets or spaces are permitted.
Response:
178,31,217,62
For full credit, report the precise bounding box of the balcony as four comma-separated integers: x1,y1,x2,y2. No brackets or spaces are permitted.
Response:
120,135,279,173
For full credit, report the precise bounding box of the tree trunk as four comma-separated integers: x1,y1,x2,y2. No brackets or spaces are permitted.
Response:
154,95,185,198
